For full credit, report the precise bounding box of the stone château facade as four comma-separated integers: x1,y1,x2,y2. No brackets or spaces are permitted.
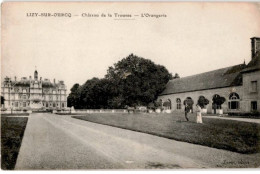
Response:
158,37,260,114
1,70,67,110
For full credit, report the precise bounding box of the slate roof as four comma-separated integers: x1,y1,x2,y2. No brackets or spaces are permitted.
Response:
11,80,30,87
9,80,59,88
42,81,56,88
160,64,246,96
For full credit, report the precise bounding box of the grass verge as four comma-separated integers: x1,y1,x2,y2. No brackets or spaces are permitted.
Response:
73,112,260,154
1,117,28,170
1,113,29,116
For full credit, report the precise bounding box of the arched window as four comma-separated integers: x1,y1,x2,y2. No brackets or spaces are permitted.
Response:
228,93,240,110
163,99,172,110
176,98,181,109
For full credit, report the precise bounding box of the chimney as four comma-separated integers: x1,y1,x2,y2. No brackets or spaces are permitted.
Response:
15,76,17,81
29,76,32,80
53,78,56,84
251,37,260,59
40,77,42,81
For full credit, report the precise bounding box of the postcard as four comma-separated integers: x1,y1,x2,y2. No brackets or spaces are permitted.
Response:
1,1,260,170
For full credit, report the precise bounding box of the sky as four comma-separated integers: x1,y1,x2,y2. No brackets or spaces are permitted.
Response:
2,2,260,91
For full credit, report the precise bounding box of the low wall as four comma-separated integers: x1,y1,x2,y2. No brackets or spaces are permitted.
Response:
55,109,128,114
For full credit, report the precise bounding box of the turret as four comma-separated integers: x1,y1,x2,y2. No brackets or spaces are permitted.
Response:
34,70,38,80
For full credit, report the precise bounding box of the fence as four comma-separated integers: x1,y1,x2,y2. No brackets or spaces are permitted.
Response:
55,108,173,114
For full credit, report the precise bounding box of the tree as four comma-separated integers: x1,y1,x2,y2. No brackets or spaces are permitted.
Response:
197,96,209,109
107,95,124,109
79,78,102,109
147,102,155,110
68,54,174,109
105,54,173,108
154,101,163,109
67,83,80,108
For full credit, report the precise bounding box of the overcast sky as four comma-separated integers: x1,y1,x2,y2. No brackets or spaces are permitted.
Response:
2,2,260,91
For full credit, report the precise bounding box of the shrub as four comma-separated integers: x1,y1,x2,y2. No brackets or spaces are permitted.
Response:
212,95,226,109
46,109,53,112
183,99,194,111
197,96,209,109
147,102,155,110
228,112,260,117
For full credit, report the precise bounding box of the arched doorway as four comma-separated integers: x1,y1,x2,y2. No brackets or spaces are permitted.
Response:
212,94,226,114
163,99,172,110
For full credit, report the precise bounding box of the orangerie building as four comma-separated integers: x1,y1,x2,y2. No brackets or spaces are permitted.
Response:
158,37,260,114
1,70,67,110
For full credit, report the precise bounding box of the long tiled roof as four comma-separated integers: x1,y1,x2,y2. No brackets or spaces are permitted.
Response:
160,64,246,95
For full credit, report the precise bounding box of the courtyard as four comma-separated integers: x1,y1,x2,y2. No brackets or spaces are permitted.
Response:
2,112,258,169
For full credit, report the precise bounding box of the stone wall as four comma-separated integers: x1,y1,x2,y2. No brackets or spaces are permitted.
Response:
158,86,243,113
242,70,260,112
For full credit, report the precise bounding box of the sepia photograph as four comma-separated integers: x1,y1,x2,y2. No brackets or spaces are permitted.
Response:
1,1,260,170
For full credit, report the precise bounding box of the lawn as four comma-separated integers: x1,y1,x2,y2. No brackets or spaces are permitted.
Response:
73,112,260,154
1,116,28,170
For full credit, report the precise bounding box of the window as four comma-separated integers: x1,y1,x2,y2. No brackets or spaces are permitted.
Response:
251,81,257,93
62,103,65,108
14,88,19,93
163,99,171,110
53,103,56,107
176,98,181,109
23,102,26,107
15,102,18,107
228,93,240,110
251,101,257,111
46,103,48,107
